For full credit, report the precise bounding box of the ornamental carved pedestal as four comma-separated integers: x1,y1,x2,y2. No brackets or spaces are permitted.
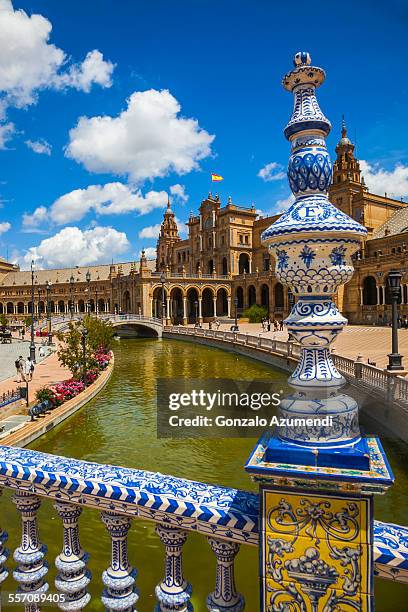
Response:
245,52,394,611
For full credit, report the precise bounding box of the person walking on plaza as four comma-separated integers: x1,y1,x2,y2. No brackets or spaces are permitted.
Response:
15,356,24,382
279,319,284,331
24,357,34,382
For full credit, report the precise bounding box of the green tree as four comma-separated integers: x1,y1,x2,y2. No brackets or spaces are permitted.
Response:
56,321,97,380
83,315,114,352
0,313,8,327
243,304,268,323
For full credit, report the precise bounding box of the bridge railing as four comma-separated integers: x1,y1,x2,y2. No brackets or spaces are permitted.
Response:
0,445,257,610
165,326,408,410
0,445,406,611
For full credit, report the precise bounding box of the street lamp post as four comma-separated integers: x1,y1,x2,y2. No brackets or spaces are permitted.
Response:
29,260,36,362
234,297,239,332
86,270,91,314
95,287,98,318
194,300,198,325
69,274,75,319
387,270,404,371
160,272,166,325
46,280,53,346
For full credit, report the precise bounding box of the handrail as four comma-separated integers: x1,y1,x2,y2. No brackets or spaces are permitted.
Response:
164,326,408,410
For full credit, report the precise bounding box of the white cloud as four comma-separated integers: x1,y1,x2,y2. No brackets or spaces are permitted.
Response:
55,50,114,93
0,121,14,148
25,138,51,155
360,160,408,199
22,205,48,229
139,223,161,239
139,246,156,259
0,220,10,234
175,217,188,237
258,162,286,182
66,89,214,182
23,183,170,228
170,183,188,203
0,0,114,141
275,193,295,211
19,226,129,269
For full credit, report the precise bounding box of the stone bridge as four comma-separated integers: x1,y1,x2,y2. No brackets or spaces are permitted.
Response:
52,314,163,338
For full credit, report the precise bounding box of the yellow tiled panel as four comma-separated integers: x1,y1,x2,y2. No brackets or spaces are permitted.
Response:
263,531,371,595
265,579,373,611
263,488,370,544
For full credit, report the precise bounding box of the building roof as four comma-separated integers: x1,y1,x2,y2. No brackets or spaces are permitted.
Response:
0,260,156,287
372,207,408,239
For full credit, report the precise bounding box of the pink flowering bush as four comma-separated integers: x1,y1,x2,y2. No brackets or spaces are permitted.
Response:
51,379,86,406
36,345,112,410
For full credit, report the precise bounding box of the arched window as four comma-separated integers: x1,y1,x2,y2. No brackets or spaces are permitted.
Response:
238,253,250,274
248,285,256,306
363,276,377,305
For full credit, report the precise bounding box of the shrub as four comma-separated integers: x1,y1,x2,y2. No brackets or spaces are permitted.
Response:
243,304,268,323
35,386,55,404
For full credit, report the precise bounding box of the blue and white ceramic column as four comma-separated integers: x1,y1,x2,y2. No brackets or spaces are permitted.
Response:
245,52,394,612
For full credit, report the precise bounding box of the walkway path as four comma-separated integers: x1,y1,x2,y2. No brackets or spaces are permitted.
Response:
0,342,70,404
0,340,50,383
196,323,406,369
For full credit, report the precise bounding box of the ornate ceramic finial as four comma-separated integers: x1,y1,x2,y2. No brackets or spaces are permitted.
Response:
262,53,367,387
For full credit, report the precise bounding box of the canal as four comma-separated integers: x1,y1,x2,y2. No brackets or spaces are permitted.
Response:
2,338,408,610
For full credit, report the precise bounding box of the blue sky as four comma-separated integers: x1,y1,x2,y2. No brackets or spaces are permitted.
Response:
0,0,407,269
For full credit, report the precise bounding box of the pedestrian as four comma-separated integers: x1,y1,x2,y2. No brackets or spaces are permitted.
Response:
267,318,271,332
279,319,284,331
15,355,23,382
209,321,212,330
24,357,34,381
274,320,278,332
39,345,46,358
216,319,221,330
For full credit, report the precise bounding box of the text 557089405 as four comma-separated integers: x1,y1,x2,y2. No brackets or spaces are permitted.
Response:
3,593,66,606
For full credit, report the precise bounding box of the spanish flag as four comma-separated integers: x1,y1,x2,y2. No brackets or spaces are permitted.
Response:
211,173,224,182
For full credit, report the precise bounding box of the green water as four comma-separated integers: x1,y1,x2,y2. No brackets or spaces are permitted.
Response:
1,338,408,611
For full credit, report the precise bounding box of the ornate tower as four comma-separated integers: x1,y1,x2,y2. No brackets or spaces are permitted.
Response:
261,51,367,387
156,198,180,272
329,119,364,218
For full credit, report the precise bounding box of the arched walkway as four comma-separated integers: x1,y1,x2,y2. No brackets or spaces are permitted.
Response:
7,302,13,314
202,287,215,318
248,285,256,307
216,288,228,316
98,298,105,314
17,302,24,314
78,300,85,313
187,287,199,323
58,300,65,314
152,286,166,319
236,286,244,309
123,290,131,313
170,287,184,323
261,284,269,312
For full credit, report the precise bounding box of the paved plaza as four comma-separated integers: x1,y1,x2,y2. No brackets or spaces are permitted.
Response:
0,339,70,404
0,340,50,383
204,323,406,370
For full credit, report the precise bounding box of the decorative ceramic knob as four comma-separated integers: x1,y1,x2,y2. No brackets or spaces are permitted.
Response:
293,51,311,66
